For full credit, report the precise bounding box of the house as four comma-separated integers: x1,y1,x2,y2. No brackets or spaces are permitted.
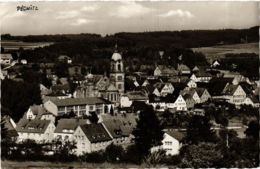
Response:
120,91,148,108
165,94,187,111
54,118,89,142
44,97,113,117
183,94,196,110
16,119,56,143
222,84,247,105
58,55,72,64
51,83,71,95
73,123,112,155
44,91,71,100
102,119,134,146
20,59,27,65
177,64,191,75
154,65,178,77
68,65,82,76
190,72,212,83
180,89,201,104
151,130,184,155
149,95,166,111
40,84,51,96
242,96,259,107
0,53,13,65
186,79,197,88
24,105,56,123
195,88,211,103
152,82,175,97
211,60,220,68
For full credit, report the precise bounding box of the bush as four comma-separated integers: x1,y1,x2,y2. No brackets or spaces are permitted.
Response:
104,143,125,163
82,151,106,163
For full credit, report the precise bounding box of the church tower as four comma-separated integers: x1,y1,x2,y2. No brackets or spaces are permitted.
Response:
110,44,125,94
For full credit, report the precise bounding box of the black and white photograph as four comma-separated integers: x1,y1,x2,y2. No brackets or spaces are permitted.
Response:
0,1,259,168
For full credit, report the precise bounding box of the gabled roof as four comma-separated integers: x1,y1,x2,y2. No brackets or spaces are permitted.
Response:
0,53,13,59
222,84,240,95
165,130,185,141
195,88,207,97
51,84,70,92
28,105,49,115
55,118,88,134
177,64,190,72
101,114,137,136
194,71,212,77
156,65,178,76
127,91,148,100
16,119,51,134
80,123,112,143
49,97,111,107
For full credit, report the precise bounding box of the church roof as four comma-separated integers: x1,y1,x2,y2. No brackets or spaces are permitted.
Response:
111,52,122,61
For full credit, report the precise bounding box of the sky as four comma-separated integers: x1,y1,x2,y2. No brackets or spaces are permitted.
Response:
0,1,259,36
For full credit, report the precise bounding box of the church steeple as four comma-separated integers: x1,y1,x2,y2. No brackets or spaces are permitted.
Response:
110,44,125,94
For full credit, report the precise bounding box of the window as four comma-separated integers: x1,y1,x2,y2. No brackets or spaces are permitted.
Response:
118,84,122,90
117,75,122,81
165,141,172,145
89,105,94,111
118,64,121,71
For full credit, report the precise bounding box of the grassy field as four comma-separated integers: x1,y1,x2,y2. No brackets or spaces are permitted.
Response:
191,42,259,62
1,160,171,169
1,40,54,51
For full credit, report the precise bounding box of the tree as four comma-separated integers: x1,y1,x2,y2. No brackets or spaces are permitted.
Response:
110,106,114,116
245,120,259,140
132,105,163,162
104,144,124,163
88,111,99,124
179,143,223,168
184,115,217,144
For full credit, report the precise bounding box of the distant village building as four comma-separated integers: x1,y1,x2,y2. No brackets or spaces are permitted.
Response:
73,123,112,155
58,55,72,64
16,119,56,143
151,130,184,155
44,97,113,117
0,53,13,65
54,118,90,142
154,65,178,77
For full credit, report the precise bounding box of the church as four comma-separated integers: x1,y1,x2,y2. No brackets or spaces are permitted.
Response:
73,45,125,107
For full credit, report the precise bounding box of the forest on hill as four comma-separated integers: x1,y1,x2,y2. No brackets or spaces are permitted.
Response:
1,26,258,74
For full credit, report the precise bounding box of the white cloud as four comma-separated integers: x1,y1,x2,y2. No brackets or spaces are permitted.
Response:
56,10,79,19
110,2,153,18
71,18,93,26
159,9,194,18
81,5,99,12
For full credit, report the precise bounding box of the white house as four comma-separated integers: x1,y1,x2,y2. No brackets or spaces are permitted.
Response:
21,59,27,65
222,84,247,105
211,60,220,68
187,79,197,88
0,53,13,65
195,88,211,103
151,130,184,155
242,96,259,107
190,72,212,83
24,105,56,123
54,118,89,142
120,92,148,108
166,95,187,111
160,83,174,96
73,123,112,156
180,89,201,104
16,119,56,143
